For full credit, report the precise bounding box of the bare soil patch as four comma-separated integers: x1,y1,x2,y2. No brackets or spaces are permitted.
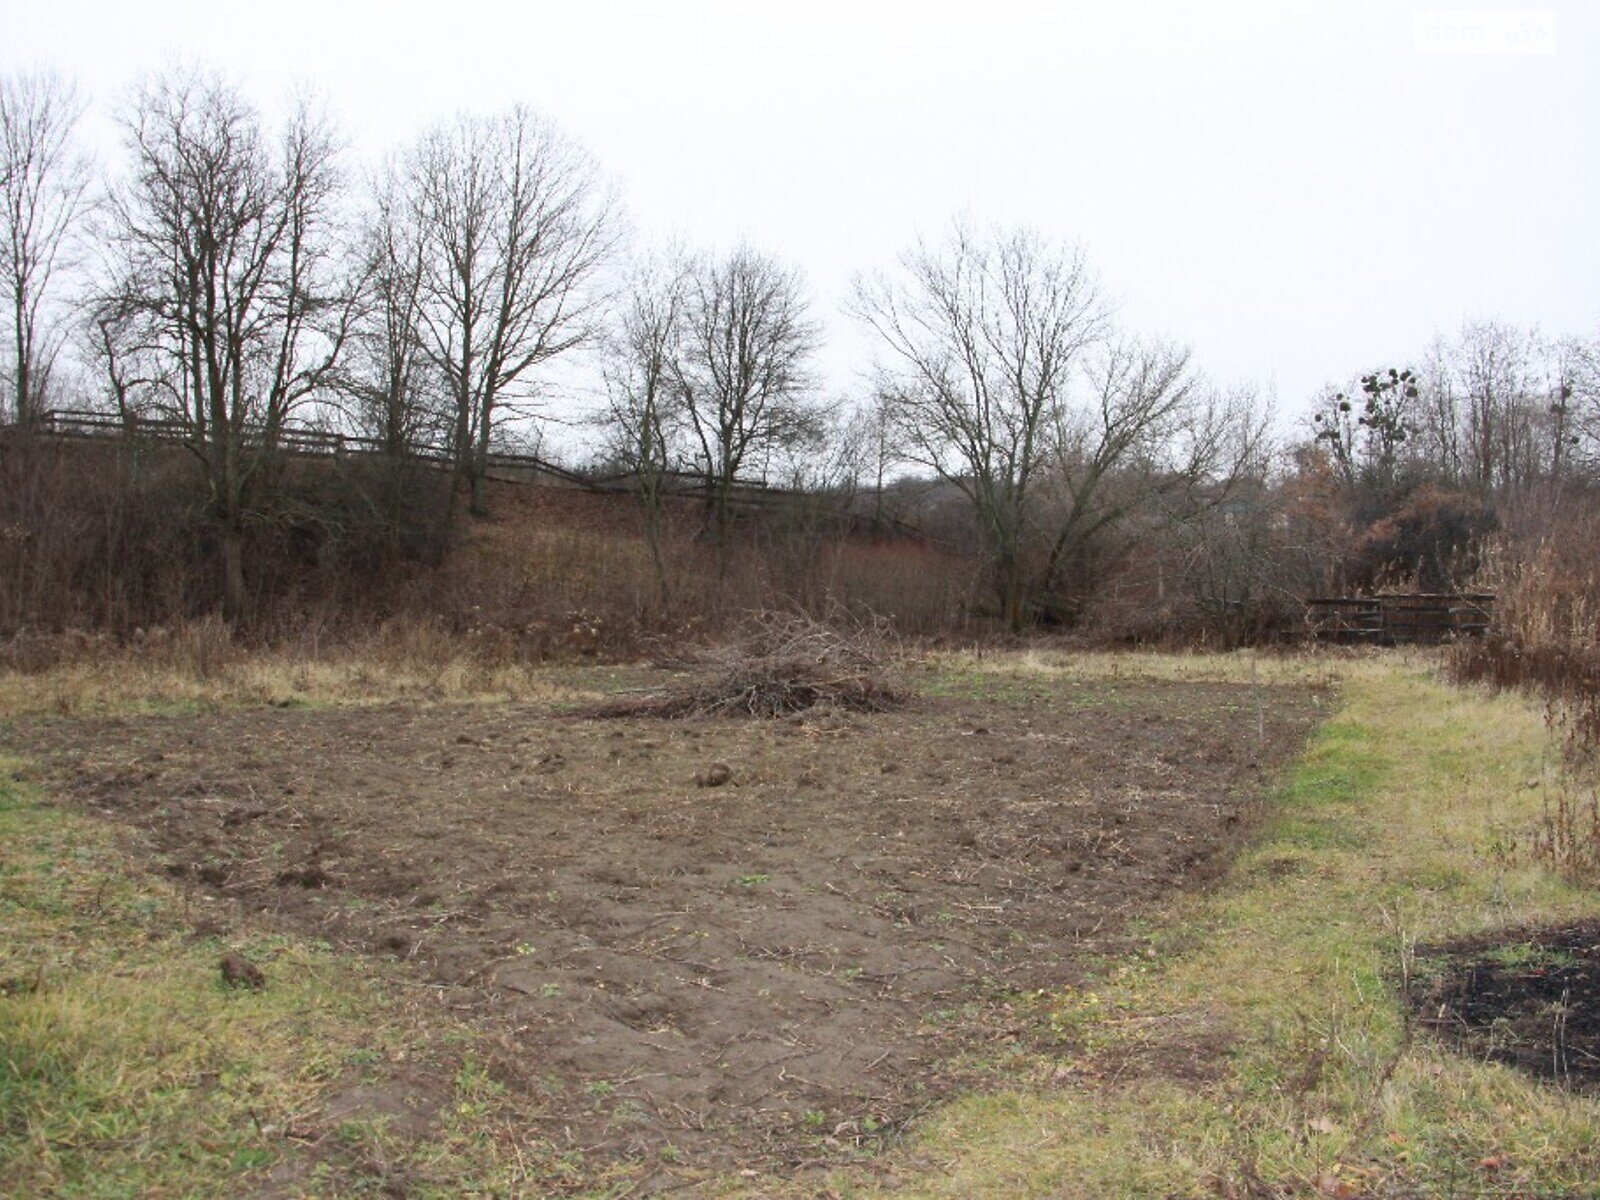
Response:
5,670,1321,1178
1409,920,1600,1091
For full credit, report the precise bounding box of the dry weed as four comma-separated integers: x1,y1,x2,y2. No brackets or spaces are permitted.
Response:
595,609,905,718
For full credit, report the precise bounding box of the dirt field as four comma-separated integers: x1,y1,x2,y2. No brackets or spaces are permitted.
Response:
6,667,1323,1176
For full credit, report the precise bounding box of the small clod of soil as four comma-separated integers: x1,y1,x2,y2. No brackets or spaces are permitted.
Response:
220,951,266,990
1408,920,1600,1091
275,864,333,889
695,761,733,788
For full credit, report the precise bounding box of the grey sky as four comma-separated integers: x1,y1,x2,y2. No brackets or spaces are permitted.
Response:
3,0,1596,427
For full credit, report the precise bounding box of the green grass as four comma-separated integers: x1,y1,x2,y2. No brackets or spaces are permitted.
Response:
0,761,617,1198
740,661,1600,1199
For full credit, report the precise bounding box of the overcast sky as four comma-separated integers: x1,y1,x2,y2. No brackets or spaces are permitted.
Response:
3,0,1596,430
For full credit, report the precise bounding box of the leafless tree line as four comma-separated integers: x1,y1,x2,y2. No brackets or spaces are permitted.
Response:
1310,321,1600,501
2,66,620,619
1,70,91,428
5,63,1596,638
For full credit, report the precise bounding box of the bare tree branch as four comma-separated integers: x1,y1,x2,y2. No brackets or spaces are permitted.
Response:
854,219,1106,629
0,68,92,426
96,66,350,619
406,106,618,516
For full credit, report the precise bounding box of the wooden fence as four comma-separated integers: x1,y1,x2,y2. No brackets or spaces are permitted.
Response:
29,408,810,496
31,409,604,488
20,409,927,536
1306,593,1494,645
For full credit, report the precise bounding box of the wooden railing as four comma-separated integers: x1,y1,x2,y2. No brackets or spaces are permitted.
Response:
27,409,781,495
31,408,589,479
18,410,926,534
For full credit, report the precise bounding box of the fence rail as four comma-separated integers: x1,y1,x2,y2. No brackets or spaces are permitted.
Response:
32,408,594,479
27,409,795,496
16,409,925,536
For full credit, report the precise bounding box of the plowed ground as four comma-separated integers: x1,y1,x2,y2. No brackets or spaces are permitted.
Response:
7,671,1322,1173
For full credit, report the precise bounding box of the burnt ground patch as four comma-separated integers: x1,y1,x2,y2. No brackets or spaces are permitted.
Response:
1409,920,1600,1091
5,671,1322,1178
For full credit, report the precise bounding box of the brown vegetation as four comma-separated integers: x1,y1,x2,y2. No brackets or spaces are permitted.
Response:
594,609,905,718
1450,507,1600,744
1450,505,1600,879
0,436,972,669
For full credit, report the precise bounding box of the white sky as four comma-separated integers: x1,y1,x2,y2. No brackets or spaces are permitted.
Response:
3,0,1596,432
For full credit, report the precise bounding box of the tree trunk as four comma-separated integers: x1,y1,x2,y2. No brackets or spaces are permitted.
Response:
470,400,492,517
1003,581,1027,634
385,458,407,553
997,552,1028,633
712,475,735,582
470,463,488,516
221,523,246,624
642,488,670,611
11,306,33,427
450,380,472,524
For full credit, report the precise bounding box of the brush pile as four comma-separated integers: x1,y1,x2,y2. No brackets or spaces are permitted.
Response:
600,610,904,718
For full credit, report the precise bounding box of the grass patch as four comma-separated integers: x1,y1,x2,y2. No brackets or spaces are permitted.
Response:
0,646,642,720
762,661,1600,1199
929,645,1361,689
0,761,608,1197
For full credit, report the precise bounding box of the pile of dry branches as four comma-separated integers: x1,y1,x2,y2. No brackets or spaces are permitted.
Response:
602,610,905,718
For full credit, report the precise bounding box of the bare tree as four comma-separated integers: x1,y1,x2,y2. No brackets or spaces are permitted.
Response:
601,256,687,606
98,68,352,620
340,161,451,544
1552,331,1600,480
1310,372,1413,481
1168,461,1295,644
1039,338,1266,607
1421,321,1544,494
672,244,820,576
836,398,898,530
0,69,92,427
855,221,1106,630
348,161,439,458
406,106,616,516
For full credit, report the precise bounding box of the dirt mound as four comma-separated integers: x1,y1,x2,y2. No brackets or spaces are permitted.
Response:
600,610,905,718
1409,920,1600,1090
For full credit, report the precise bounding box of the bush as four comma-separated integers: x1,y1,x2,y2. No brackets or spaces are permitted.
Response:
1451,508,1600,758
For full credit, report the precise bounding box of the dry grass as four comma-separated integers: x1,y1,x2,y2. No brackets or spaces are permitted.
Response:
929,642,1380,688
0,616,618,719
1448,521,1600,882
1452,521,1600,745
0,625,1382,722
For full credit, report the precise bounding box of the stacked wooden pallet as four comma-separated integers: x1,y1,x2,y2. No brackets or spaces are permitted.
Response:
1306,593,1494,645
1305,596,1384,644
